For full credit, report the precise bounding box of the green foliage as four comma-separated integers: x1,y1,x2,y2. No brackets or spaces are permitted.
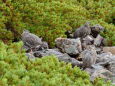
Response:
0,0,114,46
0,41,112,86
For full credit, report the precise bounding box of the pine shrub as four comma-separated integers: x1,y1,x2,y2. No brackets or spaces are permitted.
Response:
0,41,112,86
0,0,114,46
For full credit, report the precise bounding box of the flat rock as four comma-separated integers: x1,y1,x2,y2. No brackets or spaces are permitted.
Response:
103,47,115,55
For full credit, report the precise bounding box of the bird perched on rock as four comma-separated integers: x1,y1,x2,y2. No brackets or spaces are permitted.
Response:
81,45,97,69
73,22,91,38
90,24,104,38
21,30,43,50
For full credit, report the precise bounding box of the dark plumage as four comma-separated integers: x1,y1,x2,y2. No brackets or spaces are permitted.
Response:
65,30,73,38
91,24,104,38
73,22,91,38
21,30,42,49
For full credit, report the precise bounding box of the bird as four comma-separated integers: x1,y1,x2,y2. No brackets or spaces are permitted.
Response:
81,45,97,69
73,22,91,38
90,24,104,38
21,30,43,50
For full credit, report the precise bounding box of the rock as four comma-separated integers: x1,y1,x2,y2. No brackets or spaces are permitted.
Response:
26,53,36,60
94,34,104,47
73,22,91,38
90,68,112,81
82,35,94,50
81,45,97,68
85,64,103,75
55,38,82,55
32,45,43,51
69,58,83,67
108,55,115,72
82,35,94,45
107,55,115,83
91,24,104,38
22,45,30,52
85,64,112,81
33,49,82,67
85,68,94,75
96,52,113,64
103,47,115,55
96,53,115,72
33,51,43,58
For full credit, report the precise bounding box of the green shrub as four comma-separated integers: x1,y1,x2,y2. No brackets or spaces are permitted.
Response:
0,41,112,86
0,0,114,47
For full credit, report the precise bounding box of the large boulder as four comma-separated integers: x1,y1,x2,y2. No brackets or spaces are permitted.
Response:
55,38,82,55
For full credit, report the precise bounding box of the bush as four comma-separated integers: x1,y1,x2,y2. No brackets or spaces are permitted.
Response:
0,0,114,47
0,41,112,86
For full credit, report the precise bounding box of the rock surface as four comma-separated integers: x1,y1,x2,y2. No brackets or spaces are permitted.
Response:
103,47,115,55
94,34,104,47
21,23,115,82
81,45,97,68
85,64,112,81
55,38,82,55
33,49,82,67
